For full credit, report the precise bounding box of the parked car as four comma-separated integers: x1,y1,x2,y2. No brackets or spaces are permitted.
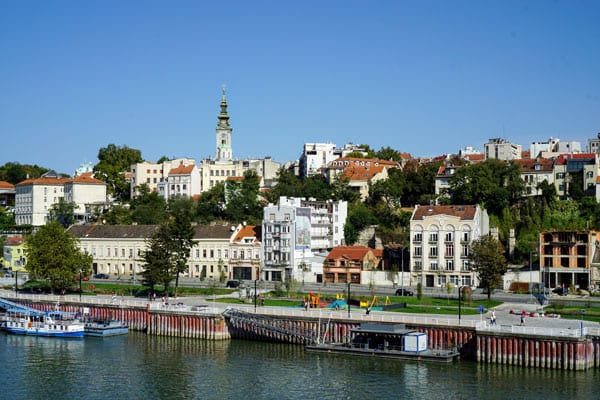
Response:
93,273,109,279
395,288,414,296
552,287,568,296
226,280,240,288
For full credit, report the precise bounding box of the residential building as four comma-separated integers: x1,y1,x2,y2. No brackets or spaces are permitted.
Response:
322,246,379,284
553,153,598,200
14,170,106,226
298,142,337,179
586,132,600,154
229,225,262,281
68,223,248,281
322,157,400,201
0,180,15,207
157,162,201,199
513,158,554,196
130,158,196,198
484,138,522,161
410,204,489,288
3,236,26,272
539,230,600,291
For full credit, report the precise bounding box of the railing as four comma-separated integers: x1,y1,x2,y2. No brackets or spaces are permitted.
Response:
478,323,589,339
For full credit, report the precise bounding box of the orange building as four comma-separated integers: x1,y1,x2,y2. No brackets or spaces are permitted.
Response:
323,246,380,284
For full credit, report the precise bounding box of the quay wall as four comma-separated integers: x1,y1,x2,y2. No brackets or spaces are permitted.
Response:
5,296,600,370
14,299,230,340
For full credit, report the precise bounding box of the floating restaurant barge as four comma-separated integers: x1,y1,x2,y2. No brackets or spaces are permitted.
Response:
2,294,600,370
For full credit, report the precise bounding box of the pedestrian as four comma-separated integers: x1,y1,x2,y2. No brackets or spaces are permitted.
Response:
520,311,525,326
491,309,497,326
366,307,371,315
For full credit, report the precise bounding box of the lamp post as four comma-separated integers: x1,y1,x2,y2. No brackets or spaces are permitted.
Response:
401,246,405,293
347,282,351,318
79,269,83,301
14,270,18,296
254,279,258,312
458,285,464,325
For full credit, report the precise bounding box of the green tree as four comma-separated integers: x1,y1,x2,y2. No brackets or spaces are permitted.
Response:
0,206,15,230
93,144,143,202
468,235,508,301
167,196,197,297
0,162,48,184
130,184,167,224
224,170,263,224
25,222,92,294
196,182,226,223
102,205,133,225
48,199,77,228
344,203,378,245
264,168,303,204
140,224,174,294
374,146,403,161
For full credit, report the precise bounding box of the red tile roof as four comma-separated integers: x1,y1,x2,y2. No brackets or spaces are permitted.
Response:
70,175,105,184
17,177,71,186
169,164,195,175
326,246,375,261
513,158,554,172
0,181,15,189
233,225,262,243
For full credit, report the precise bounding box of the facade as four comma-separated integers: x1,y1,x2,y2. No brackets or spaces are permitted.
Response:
298,142,337,179
68,223,250,281
410,204,489,288
539,230,600,291
15,171,67,226
262,197,348,283
3,236,26,272
63,175,108,222
157,163,201,199
130,158,196,198
586,132,600,154
322,157,400,201
323,246,379,284
0,180,15,207
553,153,598,200
484,138,522,161
229,225,262,281
513,158,554,196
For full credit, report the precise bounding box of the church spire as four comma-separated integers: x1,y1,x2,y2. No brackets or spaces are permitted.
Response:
215,84,233,161
217,84,230,130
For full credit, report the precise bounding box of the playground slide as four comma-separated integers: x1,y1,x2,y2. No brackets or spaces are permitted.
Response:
326,299,348,309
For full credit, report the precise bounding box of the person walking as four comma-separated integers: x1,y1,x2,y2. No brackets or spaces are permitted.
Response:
520,311,526,326
491,309,497,326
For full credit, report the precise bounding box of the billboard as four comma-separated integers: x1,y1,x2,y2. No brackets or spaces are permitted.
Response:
295,208,311,249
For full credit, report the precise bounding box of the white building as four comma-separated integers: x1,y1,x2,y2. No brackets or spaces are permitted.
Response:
484,138,522,161
410,204,489,288
298,142,337,179
15,171,107,226
130,158,196,198
157,162,201,200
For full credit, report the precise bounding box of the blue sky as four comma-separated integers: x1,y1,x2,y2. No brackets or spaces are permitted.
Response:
1,0,599,175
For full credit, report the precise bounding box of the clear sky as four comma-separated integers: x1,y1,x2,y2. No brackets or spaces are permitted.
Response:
1,0,599,175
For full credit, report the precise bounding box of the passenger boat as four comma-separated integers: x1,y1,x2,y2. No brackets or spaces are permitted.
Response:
306,323,460,362
84,318,129,337
2,308,84,338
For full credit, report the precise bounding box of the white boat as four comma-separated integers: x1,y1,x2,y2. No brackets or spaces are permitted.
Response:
2,308,85,338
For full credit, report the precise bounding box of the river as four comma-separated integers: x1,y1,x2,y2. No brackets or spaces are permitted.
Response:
1,332,598,400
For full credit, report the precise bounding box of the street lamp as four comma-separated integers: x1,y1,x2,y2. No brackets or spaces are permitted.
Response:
401,246,405,293
14,270,18,296
254,279,258,312
529,250,537,303
79,269,83,301
458,285,465,325
347,282,351,318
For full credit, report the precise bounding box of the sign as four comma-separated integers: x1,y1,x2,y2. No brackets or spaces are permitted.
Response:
478,305,485,314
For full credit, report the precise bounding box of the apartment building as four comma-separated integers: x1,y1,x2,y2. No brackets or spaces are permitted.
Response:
484,138,522,161
156,162,201,199
130,158,196,197
410,204,489,288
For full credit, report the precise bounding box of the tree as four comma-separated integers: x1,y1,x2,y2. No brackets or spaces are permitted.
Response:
140,223,174,294
93,144,143,202
224,170,263,224
25,222,92,294
0,162,48,184
130,184,167,224
48,199,77,228
167,196,197,298
196,183,226,223
468,235,508,300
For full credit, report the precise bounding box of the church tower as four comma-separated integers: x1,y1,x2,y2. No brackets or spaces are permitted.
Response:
215,85,233,161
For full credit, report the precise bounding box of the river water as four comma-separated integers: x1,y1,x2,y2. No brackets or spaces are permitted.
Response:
1,332,598,400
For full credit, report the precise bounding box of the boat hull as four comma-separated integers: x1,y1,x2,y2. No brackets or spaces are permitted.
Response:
84,321,129,337
305,344,460,363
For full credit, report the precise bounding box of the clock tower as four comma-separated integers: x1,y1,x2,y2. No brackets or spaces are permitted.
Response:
215,84,232,162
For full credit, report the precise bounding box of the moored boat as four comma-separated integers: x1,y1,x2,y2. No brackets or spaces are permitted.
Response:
84,318,129,337
306,323,460,362
2,308,84,338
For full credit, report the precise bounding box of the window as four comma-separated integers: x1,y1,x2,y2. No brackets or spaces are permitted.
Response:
203,249,207,258
121,249,125,257
445,243,454,257
462,260,470,271
429,232,438,242
413,246,422,256
430,261,438,271
556,172,565,179
414,260,422,271
210,250,214,258
429,247,437,257
446,260,454,271
462,231,470,242
414,232,422,242
224,250,228,258
240,250,245,259
445,232,453,242
462,244,469,257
